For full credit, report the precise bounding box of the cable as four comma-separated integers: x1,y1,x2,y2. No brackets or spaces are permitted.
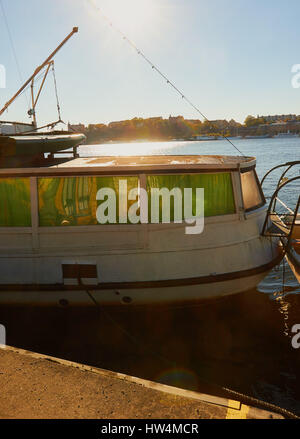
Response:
87,0,245,157
51,63,62,121
85,290,176,368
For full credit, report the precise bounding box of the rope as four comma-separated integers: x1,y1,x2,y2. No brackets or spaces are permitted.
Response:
51,63,62,121
87,0,245,157
84,289,299,419
85,290,176,368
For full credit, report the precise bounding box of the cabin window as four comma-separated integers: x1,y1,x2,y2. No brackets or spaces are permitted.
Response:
146,172,236,221
0,178,31,227
37,176,138,226
241,170,265,212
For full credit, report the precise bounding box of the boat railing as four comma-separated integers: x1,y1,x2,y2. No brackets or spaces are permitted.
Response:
261,175,300,250
261,160,300,187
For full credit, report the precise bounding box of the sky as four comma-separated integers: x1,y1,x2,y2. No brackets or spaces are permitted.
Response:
1,0,300,127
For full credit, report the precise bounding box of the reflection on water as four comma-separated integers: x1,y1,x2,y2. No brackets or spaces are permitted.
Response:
1,138,299,415
258,260,300,297
276,296,291,338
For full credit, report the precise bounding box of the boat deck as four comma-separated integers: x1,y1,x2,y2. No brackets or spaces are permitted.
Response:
54,154,255,169
0,154,256,176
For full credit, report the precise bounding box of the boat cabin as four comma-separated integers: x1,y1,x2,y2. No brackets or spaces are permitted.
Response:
0,155,265,229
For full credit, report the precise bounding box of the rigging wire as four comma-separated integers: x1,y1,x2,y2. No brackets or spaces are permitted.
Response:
0,0,30,110
5,63,64,129
51,63,62,121
10,66,52,102
87,0,245,157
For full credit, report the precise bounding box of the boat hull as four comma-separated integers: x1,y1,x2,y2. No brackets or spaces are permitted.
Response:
0,207,282,305
0,256,281,306
0,133,86,157
271,214,300,239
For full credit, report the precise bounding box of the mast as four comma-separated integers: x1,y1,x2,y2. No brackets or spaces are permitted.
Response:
0,27,78,127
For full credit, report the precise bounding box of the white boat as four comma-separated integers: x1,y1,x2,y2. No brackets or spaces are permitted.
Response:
274,131,299,138
0,154,282,306
194,135,218,141
244,135,271,139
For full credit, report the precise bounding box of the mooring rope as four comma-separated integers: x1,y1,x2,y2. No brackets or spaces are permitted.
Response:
87,0,245,157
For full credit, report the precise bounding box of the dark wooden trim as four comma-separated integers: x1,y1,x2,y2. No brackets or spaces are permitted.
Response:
245,201,266,213
0,251,283,292
62,264,97,279
240,164,256,173
0,167,240,178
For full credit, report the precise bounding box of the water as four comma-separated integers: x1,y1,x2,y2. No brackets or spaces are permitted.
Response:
1,137,300,416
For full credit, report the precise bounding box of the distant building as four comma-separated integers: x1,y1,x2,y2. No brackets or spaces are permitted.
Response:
169,115,184,122
68,123,86,133
269,122,287,126
148,117,163,122
108,121,125,128
261,114,296,123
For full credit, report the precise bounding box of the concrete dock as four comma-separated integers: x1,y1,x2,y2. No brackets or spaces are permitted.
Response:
0,346,284,419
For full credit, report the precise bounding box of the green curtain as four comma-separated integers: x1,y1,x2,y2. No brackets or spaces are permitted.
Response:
37,173,235,227
147,173,235,221
0,178,31,226
38,176,139,226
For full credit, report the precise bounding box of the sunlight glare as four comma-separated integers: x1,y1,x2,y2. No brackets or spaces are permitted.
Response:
94,0,161,36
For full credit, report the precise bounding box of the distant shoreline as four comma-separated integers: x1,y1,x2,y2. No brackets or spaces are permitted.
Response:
69,115,300,145
84,134,300,146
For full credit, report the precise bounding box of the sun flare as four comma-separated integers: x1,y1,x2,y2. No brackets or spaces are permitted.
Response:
94,0,160,35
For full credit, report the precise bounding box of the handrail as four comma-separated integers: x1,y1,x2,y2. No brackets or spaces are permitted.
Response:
275,197,295,214
261,176,300,243
261,161,300,186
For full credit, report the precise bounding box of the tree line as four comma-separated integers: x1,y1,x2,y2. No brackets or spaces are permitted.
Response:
72,114,300,143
